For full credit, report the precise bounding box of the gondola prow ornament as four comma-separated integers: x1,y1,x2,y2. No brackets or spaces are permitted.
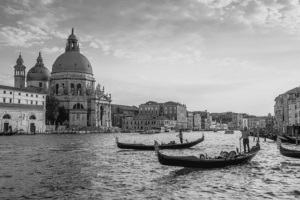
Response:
154,141,160,155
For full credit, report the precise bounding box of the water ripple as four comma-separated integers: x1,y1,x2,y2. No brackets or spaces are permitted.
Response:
1,132,300,199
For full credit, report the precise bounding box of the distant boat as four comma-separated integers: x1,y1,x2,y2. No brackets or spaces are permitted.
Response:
213,129,218,132
140,129,156,134
225,130,234,134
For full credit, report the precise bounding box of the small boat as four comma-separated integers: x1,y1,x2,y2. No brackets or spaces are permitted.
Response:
213,129,218,132
140,130,156,134
154,141,260,168
282,135,300,144
277,136,289,143
225,130,234,134
279,144,300,159
116,134,204,150
3,131,18,136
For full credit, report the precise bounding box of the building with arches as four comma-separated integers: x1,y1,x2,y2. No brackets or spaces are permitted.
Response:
0,53,48,133
49,28,112,128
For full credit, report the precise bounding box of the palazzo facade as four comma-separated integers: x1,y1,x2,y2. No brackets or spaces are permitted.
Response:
0,53,48,133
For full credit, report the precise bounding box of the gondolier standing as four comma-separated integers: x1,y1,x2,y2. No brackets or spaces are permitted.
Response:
177,129,183,144
240,127,250,153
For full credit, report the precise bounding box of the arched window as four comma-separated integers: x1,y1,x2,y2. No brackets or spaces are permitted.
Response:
73,103,84,109
77,84,81,95
29,115,36,120
3,114,11,119
56,84,59,95
70,83,75,95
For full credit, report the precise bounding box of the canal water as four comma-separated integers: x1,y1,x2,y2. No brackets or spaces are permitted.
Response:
1,131,300,200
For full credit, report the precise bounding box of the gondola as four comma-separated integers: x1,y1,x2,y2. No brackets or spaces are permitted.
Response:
154,141,260,168
0,132,4,136
279,144,300,159
3,131,18,136
266,134,277,141
277,136,289,143
224,130,234,134
282,135,300,144
116,134,204,150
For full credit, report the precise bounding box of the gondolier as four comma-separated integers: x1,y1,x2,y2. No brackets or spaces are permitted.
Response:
177,129,183,144
240,127,250,153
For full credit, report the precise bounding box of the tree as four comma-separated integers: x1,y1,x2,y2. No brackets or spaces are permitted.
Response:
57,106,69,126
46,96,70,127
46,95,60,125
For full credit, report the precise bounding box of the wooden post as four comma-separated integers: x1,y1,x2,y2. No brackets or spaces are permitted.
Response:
296,124,299,146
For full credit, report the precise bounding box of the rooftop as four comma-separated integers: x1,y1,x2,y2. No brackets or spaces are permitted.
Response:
0,85,47,94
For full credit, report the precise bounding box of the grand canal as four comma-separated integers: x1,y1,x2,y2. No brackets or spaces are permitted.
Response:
1,131,300,200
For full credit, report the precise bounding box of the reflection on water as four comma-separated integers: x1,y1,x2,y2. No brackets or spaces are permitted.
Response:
0,131,300,199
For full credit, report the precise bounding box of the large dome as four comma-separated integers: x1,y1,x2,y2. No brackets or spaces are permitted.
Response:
52,51,93,75
27,52,51,82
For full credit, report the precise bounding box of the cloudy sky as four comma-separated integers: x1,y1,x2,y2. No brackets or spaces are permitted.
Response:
1,0,300,116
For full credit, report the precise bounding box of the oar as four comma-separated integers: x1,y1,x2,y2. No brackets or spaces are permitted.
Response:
239,139,242,154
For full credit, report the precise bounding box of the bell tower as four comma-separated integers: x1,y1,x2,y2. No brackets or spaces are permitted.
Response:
14,53,26,88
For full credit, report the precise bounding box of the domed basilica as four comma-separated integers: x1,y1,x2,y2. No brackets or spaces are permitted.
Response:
49,28,112,128
0,28,112,133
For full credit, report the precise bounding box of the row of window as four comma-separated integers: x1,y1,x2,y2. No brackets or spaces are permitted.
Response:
2,91,44,98
2,98,44,105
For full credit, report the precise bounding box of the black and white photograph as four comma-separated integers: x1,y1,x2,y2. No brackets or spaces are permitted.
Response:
0,0,300,199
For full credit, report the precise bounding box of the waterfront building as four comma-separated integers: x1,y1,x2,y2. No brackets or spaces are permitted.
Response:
242,118,248,130
111,104,139,128
187,111,193,130
194,110,209,130
123,101,187,131
288,98,296,126
193,113,201,130
0,54,47,133
274,87,300,133
49,29,112,128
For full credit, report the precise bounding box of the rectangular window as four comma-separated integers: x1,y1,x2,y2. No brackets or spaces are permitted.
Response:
39,82,42,87
19,93,21,95
9,99,12,103
3,98,6,103
3,91,6,94
26,94,28,96
43,96,44,98
36,101,38,105
31,94,33,97
18,100,20,104
36,95,38,97
42,102,44,105
31,101,33,104
10,92,12,94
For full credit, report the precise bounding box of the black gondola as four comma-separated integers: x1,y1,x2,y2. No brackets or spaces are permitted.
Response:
282,135,300,144
116,134,204,150
3,131,18,136
279,144,300,159
277,136,289,143
154,141,260,168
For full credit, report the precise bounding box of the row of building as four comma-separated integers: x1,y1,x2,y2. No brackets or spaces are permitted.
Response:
110,103,274,132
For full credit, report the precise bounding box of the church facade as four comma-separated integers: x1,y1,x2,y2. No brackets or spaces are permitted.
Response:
49,29,112,128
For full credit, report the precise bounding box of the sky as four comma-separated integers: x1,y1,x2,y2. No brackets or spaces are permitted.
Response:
1,0,300,116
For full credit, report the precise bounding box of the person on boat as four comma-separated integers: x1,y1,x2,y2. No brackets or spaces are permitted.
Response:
177,129,183,144
240,127,250,153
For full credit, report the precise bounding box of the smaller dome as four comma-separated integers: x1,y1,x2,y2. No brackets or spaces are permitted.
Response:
27,67,51,82
68,28,77,40
14,53,26,69
27,52,51,82
17,54,24,64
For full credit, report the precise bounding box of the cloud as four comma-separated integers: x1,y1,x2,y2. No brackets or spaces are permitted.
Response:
41,47,64,54
89,42,99,49
0,25,49,47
